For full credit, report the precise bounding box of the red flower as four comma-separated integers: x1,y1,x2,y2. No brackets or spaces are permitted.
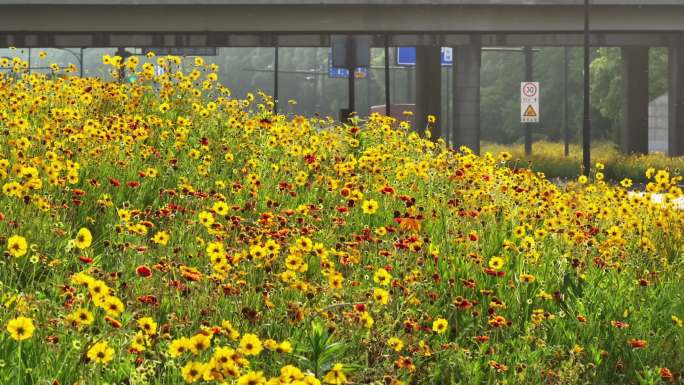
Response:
127,181,140,188
484,268,506,277
381,186,395,194
137,295,158,306
660,367,674,382
108,178,120,187
78,255,94,264
474,335,489,343
136,265,152,278
628,338,647,349
104,315,122,329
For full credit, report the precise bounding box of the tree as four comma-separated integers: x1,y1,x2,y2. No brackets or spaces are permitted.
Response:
590,47,668,139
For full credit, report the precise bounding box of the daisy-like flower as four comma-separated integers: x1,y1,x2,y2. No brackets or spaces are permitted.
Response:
6,316,35,341
6,235,28,257
87,340,115,364
74,228,92,249
432,318,448,334
239,333,263,356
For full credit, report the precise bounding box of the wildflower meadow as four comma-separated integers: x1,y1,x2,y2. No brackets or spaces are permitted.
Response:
0,53,683,385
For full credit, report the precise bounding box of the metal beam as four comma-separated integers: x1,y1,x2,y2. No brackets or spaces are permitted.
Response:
0,32,678,48
0,4,683,36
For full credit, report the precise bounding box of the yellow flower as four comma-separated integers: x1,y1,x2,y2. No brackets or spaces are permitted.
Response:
488,256,504,270
361,199,379,214
373,287,390,305
87,340,115,364
328,272,344,289
130,331,150,352
190,333,212,354
620,178,633,188
520,273,536,283
275,340,293,354
151,231,169,246
198,211,215,227
607,225,622,239
237,371,266,385
7,235,28,257
263,338,278,350
578,175,588,184
212,201,230,216
239,333,263,356
387,337,404,352
137,316,158,335
323,363,347,384
181,361,205,383
102,296,125,317
373,268,392,286
68,308,94,326
6,316,35,341
74,228,92,249
513,225,526,238
169,337,192,358
360,311,374,329
221,320,240,340
432,318,448,334
672,315,683,328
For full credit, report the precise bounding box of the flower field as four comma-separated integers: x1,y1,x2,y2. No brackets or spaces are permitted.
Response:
1,53,683,385
481,141,684,184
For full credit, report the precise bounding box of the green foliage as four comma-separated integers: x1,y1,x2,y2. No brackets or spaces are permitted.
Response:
294,322,348,378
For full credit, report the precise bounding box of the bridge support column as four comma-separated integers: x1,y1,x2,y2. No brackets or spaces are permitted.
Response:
415,45,442,138
452,40,481,154
621,46,649,154
669,34,684,156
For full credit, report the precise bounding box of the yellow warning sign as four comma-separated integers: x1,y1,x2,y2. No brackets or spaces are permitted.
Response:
524,105,537,117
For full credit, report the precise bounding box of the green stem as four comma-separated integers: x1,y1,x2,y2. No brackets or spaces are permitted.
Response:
16,343,22,385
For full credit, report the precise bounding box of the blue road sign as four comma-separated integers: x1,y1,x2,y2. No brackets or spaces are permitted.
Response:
397,47,453,66
328,52,368,79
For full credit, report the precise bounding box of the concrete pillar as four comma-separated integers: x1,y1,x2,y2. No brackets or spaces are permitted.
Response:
452,41,481,154
669,35,684,156
415,45,442,138
621,46,649,154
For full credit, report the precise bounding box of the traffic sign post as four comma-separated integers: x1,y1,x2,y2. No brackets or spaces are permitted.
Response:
520,82,539,124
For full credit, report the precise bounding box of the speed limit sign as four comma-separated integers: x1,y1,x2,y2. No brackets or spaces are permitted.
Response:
521,82,539,123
